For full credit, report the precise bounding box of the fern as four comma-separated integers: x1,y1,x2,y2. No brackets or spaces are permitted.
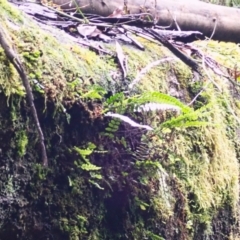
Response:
81,90,102,99
74,144,104,189
106,92,125,105
105,91,191,114
135,103,181,113
161,104,212,128
80,85,106,100
105,118,121,133
74,147,93,157
129,92,193,114
81,163,101,171
101,118,121,139
73,144,101,170
103,91,209,135
74,146,95,161
104,92,127,113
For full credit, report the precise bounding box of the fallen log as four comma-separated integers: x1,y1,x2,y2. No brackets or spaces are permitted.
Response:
53,0,240,43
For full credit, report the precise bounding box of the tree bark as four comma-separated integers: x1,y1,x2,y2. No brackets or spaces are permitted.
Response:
53,0,240,43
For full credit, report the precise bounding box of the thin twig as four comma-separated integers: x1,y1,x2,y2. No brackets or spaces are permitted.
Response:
188,81,211,106
207,17,218,41
0,24,48,166
42,4,155,28
146,28,202,75
71,0,89,23
129,57,174,90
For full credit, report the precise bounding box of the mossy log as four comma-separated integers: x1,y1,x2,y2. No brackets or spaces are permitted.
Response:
0,1,240,240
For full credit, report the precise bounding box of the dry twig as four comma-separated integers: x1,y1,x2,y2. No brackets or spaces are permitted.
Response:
129,57,173,90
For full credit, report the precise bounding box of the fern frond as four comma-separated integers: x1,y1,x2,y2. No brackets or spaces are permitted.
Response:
130,92,192,114
80,85,106,100
81,163,101,171
164,121,210,128
74,147,93,156
106,92,125,105
161,104,211,128
81,90,102,99
135,103,181,113
104,92,128,113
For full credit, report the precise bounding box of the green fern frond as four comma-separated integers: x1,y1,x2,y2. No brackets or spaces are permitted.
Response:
81,163,101,171
161,104,211,128
106,119,121,132
104,92,127,113
102,118,121,139
164,121,210,128
106,92,125,105
81,90,102,99
74,147,93,157
103,91,210,131
80,85,106,100
130,92,192,114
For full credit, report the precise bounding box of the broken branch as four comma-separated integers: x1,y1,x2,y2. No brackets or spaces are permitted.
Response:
0,24,48,167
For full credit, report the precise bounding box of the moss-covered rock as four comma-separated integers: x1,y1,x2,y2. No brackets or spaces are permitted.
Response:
0,1,239,239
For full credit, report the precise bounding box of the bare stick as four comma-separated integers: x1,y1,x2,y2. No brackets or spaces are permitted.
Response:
0,24,48,166
187,82,210,106
129,57,173,90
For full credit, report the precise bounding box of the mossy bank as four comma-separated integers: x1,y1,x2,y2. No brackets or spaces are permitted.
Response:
0,1,240,239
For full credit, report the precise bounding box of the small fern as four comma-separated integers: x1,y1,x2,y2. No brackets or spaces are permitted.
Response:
161,104,212,128
129,92,193,114
106,92,125,105
103,91,209,136
105,118,121,133
101,118,121,139
104,92,127,113
81,163,101,171
135,103,181,113
74,147,93,156
78,85,107,100
74,144,104,189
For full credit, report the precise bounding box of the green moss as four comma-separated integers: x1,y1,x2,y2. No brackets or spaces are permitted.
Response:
16,130,28,157
0,0,24,22
0,7,117,103
122,38,170,93
0,1,239,239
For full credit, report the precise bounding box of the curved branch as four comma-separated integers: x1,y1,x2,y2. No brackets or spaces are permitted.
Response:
0,24,48,167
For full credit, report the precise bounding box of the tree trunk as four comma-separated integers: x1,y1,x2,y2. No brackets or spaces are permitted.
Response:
54,0,240,43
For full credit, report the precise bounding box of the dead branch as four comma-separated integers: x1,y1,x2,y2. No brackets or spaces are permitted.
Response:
0,24,48,167
145,28,202,74
53,0,240,43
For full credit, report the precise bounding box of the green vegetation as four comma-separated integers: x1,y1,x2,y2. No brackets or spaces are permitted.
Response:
0,0,239,239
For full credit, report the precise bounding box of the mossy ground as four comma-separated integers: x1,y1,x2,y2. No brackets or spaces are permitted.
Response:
0,1,239,239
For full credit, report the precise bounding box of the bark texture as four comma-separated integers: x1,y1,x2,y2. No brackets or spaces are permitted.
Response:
54,0,240,42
